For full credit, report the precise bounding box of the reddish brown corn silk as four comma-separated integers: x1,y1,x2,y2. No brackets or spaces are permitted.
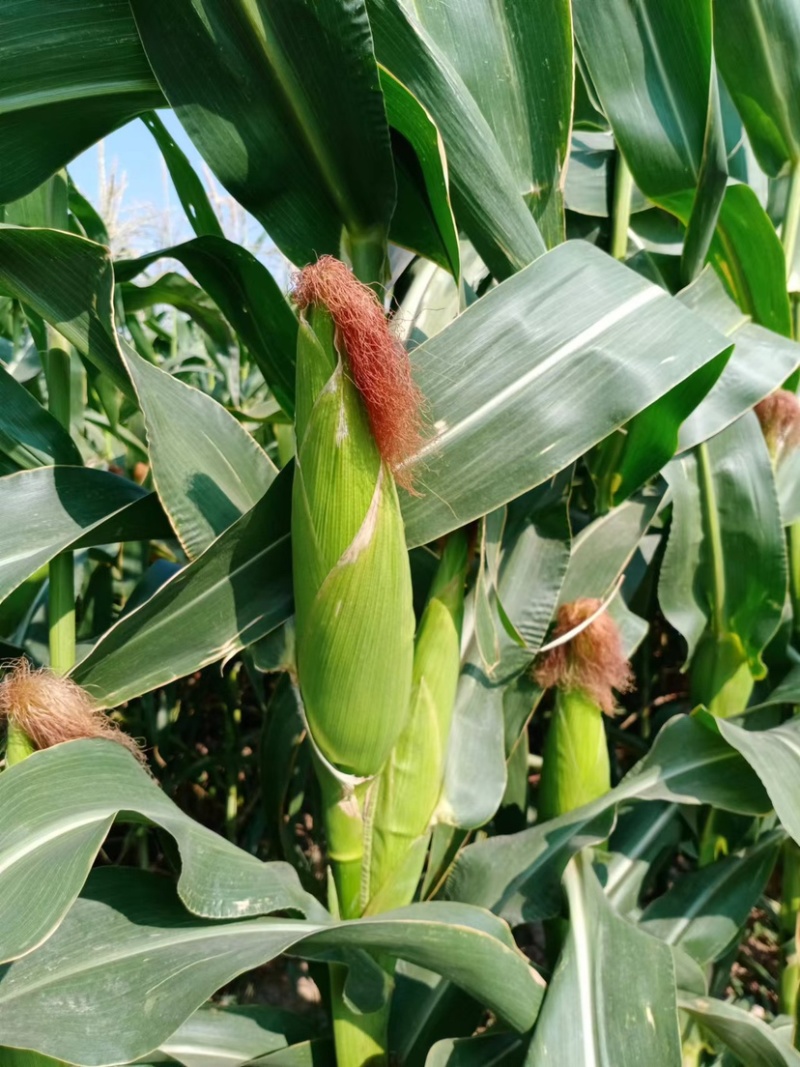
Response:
293,255,423,485
535,598,633,714
0,659,143,759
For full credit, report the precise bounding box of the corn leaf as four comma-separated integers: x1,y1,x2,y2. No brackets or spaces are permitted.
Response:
677,995,800,1067
659,413,787,669
400,241,732,547
0,737,321,966
398,0,573,248
129,0,396,266
524,855,681,1066
715,0,800,177
367,0,546,277
120,345,276,559
71,468,293,707
0,0,164,204
0,868,543,1066
0,467,161,602
678,267,800,450
447,712,771,923
0,364,82,468
115,236,298,416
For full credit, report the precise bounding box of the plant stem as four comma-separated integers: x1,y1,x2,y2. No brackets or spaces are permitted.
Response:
610,152,633,261
783,160,800,285
345,228,387,291
45,343,76,674
780,840,800,1024
330,964,390,1067
316,764,390,1066
695,443,726,636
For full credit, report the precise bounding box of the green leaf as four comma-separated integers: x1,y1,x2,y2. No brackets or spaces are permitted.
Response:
66,177,108,245
639,832,782,964
573,0,726,279
715,0,800,176
0,467,152,601
140,111,224,239
439,482,571,830
71,468,293,707
130,0,396,266
659,414,787,669
603,802,682,917
0,868,543,1065
716,715,800,846
524,855,681,1066
447,713,771,922
678,267,800,451
120,344,276,558
380,68,460,278
0,737,320,966
367,0,547,277
400,241,731,548
426,1033,526,1067
0,0,164,204
395,0,573,248
159,1004,322,1067
675,183,793,336
0,363,82,468
0,227,129,394
120,273,233,349
4,172,69,230
0,1051,68,1067
677,994,800,1067
115,236,298,415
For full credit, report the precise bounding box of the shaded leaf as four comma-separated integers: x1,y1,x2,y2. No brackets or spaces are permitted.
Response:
678,994,800,1067
0,868,543,1066
71,468,293,707
524,855,681,1066
0,467,151,601
0,0,163,204
0,363,82,468
130,0,395,266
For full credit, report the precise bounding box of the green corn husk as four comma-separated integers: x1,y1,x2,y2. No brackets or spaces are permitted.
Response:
538,688,611,820
366,533,468,912
689,630,754,718
292,305,415,777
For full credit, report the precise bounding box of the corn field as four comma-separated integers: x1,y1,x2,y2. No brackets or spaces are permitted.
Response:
4,1,800,1065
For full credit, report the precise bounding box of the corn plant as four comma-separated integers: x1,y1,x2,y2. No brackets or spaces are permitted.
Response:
5,1,800,1065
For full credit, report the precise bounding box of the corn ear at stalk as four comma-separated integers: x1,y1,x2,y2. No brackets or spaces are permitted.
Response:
291,257,422,1067
689,630,754,719
538,688,611,820
535,599,632,820
367,532,469,913
291,277,416,778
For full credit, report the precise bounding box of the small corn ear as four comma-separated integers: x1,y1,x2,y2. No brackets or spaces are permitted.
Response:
538,688,611,819
292,303,416,776
535,599,632,819
367,533,468,909
690,630,754,718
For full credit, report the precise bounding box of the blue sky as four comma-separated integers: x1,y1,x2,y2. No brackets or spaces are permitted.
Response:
69,110,287,282
69,110,189,209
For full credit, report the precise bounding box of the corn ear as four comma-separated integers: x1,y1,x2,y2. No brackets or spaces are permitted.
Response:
690,630,754,717
367,533,468,909
538,688,610,820
292,305,415,776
